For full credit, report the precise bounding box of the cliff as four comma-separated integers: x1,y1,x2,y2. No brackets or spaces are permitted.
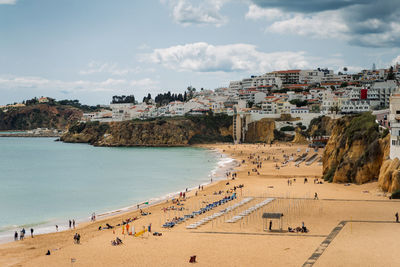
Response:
307,115,335,137
0,104,83,130
378,158,400,193
244,118,275,143
292,127,308,144
322,113,390,185
61,114,233,146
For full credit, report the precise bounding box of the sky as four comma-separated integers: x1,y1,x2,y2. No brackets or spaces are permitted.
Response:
0,0,400,105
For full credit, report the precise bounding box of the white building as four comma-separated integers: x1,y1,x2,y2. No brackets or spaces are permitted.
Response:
291,107,309,114
340,100,376,113
110,103,134,121
368,80,398,108
389,91,400,160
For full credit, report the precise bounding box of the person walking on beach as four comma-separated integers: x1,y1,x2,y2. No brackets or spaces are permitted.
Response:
314,192,319,200
14,231,18,241
396,212,399,223
73,219,75,229
56,225,58,232
69,220,72,229
30,228,34,238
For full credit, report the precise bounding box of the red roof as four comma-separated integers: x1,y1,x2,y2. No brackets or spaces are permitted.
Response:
321,82,341,86
276,70,301,74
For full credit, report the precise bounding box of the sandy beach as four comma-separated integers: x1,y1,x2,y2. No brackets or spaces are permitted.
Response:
1,143,399,267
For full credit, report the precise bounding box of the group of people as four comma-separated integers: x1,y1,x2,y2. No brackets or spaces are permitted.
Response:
73,233,81,244
14,228,34,241
288,222,309,233
14,219,77,241
69,219,76,229
90,213,96,222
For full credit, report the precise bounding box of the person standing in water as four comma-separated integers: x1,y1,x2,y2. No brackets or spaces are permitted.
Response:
30,228,34,238
73,219,76,229
14,231,18,241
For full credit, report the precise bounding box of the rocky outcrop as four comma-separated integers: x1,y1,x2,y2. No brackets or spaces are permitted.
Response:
378,156,400,193
244,118,275,143
308,116,335,137
292,128,308,144
0,104,83,130
61,115,233,146
323,113,388,184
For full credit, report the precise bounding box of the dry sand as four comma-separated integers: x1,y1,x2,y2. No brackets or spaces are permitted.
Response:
0,143,399,267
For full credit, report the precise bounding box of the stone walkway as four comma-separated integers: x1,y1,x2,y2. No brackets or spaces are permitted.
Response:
302,220,395,267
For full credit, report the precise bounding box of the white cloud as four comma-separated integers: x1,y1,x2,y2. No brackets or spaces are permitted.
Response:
247,1,400,47
137,43,151,50
0,75,159,93
267,10,349,39
392,54,400,66
79,61,141,76
130,78,159,87
145,42,310,73
245,4,287,21
0,0,16,4
165,0,228,26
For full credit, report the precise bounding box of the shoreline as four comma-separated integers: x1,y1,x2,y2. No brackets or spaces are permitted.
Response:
0,144,237,245
1,142,399,267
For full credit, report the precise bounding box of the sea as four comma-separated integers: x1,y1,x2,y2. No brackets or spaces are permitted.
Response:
0,137,235,243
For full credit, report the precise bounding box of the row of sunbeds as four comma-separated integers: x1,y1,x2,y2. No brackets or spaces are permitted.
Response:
162,194,238,228
225,197,275,223
186,197,254,229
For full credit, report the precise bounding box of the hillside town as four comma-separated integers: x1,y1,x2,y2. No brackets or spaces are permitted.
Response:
2,64,400,134
71,64,399,131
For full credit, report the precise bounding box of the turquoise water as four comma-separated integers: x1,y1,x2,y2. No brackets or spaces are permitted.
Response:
0,131,26,134
0,138,224,240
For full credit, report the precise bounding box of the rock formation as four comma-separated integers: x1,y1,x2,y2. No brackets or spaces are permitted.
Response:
61,115,233,146
322,113,388,185
0,104,82,130
244,118,275,143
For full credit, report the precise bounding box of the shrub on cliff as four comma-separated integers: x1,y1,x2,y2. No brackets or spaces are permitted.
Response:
281,126,295,131
390,190,400,199
340,112,379,148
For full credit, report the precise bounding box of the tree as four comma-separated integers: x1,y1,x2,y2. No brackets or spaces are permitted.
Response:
187,86,196,100
289,99,307,107
387,66,396,80
111,95,135,104
340,82,348,88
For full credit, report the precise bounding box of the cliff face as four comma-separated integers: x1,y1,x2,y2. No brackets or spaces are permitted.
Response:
323,113,388,184
61,115,233,146
378,158,400,193
308,116,335,137
0,104,83,130
244,118,275,143
292,128,308,144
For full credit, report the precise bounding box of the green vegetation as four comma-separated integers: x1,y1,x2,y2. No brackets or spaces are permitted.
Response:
323,164,336,182
289,99,308,107
340,112,379,147
390,190,400,199
382,128,389,138
280,126,295,131
186,112,232,130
